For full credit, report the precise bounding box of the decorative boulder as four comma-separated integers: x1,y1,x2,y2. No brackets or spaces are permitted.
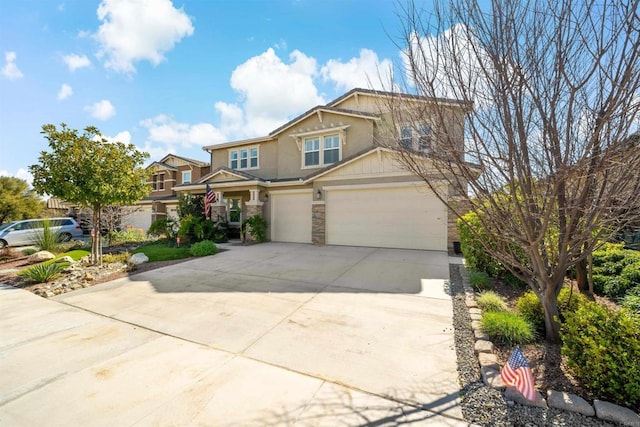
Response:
128,253,149,265
55,256,75,264
28,251,56,263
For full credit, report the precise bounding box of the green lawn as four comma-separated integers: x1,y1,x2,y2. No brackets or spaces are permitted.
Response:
132,243,191,262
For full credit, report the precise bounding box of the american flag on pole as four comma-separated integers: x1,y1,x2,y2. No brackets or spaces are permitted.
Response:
204,183,217,219
501,347,536,401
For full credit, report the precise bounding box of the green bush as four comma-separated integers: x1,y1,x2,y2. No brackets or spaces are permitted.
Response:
189,240,218,257
458,212,501,277
178,214,215,243
108,227,147,245
620,286,640,314
469,270,492,291
18,263,64,284
147,217,177,240
242,215,268,243
561,301,640,407
481,311,535,345
592,243,640,299
516,287,588,332
102,252,130,264
21,248,37,256
476,291,508,312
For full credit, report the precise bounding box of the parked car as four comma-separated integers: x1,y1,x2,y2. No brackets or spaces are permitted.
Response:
0,217,84,249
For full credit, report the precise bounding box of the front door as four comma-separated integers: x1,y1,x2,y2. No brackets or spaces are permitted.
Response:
226,198,242,226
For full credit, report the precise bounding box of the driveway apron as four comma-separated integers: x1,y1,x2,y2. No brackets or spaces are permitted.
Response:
0,243,464,426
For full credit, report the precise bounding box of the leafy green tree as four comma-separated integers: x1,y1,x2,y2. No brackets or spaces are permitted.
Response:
0,176,44,223
30,123,150,264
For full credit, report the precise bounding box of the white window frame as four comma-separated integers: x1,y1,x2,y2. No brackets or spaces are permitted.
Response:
302,133,342,169
398,123,433,153
229,146,259,170
181,170,192,184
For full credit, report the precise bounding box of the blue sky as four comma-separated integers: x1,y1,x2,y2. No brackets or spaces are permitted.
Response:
0,0,416,184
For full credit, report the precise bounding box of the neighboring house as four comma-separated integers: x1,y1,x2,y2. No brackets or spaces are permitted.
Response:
127,154,211,231
173,88,470,251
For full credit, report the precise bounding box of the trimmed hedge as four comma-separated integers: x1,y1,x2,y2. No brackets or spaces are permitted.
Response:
592,243,640,299
516,287,588,333
561,301,640,407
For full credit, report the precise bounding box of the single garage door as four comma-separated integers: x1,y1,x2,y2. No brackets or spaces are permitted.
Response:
270,190,312,243
325,184,447,250
124,206,152,232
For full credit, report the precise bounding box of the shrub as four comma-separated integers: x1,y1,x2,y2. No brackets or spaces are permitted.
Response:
102,252,130,264
458,212,501,277
189,240,218,257
108,227,147,245
18,263,64,283
516,287,588,332
592,243,640,299
178,214,214,243
561,301,640,407
242,215,268,243
481,311,535,345
620,286,640,314
32,219,61,252
469,270,492,291
476,291,508,312
21,248,37,256
147,217,177,240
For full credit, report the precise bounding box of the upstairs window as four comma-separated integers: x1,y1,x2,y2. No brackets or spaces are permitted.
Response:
229,147,259,170
303,134,341,168
151,174,157,191
182,171,192,184
158,173,165,190
399,123,433,153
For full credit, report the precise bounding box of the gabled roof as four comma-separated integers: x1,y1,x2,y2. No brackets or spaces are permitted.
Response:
302,146,391,182
147,161,178,171
268,106,380,137
195,166,264,184
327,87,473,110
159,153,209,167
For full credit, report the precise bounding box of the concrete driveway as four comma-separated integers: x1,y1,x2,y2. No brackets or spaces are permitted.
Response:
0,243,465,426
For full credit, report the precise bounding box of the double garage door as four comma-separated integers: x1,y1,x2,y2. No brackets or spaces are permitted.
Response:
271,185,447,251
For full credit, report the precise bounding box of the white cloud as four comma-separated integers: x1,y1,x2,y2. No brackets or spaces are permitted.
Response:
95,0,194,74
140,114,226,147
321,48,393,91
57,83,73,100
85,99,116,120
63,53,91,71
228,48,325,136
101,130,132,144
0,168,33,186
2,51,24,80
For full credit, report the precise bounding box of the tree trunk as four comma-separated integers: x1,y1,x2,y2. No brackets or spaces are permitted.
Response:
542,287,562,342
576,258,588,292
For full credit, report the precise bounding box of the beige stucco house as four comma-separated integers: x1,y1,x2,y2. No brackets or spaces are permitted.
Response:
127,154,210,231
173,88,469,251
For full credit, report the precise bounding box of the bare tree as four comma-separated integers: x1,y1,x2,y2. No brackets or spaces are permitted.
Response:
384,0,640,340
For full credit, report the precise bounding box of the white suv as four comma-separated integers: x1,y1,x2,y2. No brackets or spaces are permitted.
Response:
0,217,84,249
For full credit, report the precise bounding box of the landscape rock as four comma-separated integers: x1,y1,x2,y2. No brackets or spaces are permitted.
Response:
474,339,495,354
594,400,640,426
480,367,506,390
478,352,500,370
28,251,55,262
128,253,148,265
505,386,548,409
473,328,491,341
547,390,595,416
471,320,483,331
55,256,74,264
465,296,478,308
468,307,482,315
469,312,482,321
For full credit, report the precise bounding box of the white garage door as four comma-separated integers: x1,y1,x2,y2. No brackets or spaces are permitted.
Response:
124,206,152,231
270,190,312,243
326,184,447,250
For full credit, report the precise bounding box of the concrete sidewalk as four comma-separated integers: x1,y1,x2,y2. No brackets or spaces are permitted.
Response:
1,243,467,426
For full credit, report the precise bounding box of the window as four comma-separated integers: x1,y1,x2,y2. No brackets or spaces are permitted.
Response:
229,147,259,170
158,174,165,190
182,171,192,184
303,134,341,167
151,174,157,191
323,135,340,164
304,138,320,166
399,123,433,152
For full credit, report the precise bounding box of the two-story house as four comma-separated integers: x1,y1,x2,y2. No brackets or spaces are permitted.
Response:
126,154,210,231
174,88,469,251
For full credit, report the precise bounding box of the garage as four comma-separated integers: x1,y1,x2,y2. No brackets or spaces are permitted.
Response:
270,190,312,243
325,183,447,251
124,205,152,232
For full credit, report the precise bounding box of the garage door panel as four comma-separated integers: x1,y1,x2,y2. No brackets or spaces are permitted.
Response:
326,186,446,250
271,192,312,244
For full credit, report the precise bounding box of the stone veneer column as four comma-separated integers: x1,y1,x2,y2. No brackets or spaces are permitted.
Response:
312,202,326,245
244,188,265,243
210,205,227,223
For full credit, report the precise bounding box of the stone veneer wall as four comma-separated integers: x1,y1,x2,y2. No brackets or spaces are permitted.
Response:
243,204,264,243
312,203,325,245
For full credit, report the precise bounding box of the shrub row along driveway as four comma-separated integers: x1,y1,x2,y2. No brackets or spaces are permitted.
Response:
1,243,464,426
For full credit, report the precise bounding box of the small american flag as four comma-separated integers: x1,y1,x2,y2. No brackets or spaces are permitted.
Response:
204,183,217,219
501,347,536,401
